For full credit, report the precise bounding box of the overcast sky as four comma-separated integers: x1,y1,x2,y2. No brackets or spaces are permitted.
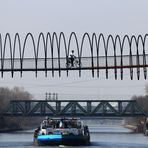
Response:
0,0,148,100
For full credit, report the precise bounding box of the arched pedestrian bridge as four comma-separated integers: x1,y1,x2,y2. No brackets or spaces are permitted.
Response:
1,100,147,118
0,32,148,79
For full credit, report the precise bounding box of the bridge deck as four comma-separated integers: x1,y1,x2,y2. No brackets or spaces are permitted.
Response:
0,55,147,79
0,55,147,70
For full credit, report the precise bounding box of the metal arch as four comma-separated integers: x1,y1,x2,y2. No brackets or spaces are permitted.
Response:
3,33,13,77
13,33,21,77
45,32,54,77
129,36,136,80
106,35,115,79
92,33,99,77
114,35,122,79
0,32,148,79
36,33,46,76
143,34,148,79
59,32,68,77
51,32,59,77
97,34,106,78
80,33,93,77
22,33,37,77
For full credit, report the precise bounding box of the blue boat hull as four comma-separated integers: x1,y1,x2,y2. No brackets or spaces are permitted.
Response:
34,134,90,146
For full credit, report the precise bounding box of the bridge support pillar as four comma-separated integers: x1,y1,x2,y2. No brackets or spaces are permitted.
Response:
87,101,91,115
25,102,30,115
118,101,122,115
41,102,46,115
71,102,76,116
56,101,61,116
12,101,17,114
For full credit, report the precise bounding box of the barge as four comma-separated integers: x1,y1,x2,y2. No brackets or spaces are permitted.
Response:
34,117,90,146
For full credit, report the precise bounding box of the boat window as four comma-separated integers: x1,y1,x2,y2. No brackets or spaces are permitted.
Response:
41,118,83,129
77,122,82,128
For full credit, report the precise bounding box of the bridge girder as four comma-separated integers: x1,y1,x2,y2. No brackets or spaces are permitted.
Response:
1,100,146,118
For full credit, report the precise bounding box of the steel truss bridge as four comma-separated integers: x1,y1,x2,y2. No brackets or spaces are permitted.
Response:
0,32,148,79
1,100,147,118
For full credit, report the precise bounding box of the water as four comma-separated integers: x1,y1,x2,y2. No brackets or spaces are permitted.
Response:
0,125,148,148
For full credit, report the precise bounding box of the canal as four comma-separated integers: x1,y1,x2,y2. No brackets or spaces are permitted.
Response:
0,125,148,148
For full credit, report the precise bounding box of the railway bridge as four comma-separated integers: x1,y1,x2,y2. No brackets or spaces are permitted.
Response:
1,100,147,118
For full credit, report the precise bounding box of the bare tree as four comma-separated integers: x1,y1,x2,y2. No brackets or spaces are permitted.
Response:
0,87,33,131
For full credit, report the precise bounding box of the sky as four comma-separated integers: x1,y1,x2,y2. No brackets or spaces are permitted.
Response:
0,0,148,100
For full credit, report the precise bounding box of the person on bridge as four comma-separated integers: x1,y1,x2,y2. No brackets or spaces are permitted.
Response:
69,50,76,67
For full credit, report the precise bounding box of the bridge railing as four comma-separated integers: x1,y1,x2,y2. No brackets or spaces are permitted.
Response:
0,55,147,70
0,54,147,79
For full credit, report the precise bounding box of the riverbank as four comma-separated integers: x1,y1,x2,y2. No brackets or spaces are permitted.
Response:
124,124,144,133
124,124,137,131
0,116,43,133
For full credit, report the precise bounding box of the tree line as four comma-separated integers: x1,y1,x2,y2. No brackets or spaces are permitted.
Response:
124,85,148,132
131,84,148,113
0,87,34,131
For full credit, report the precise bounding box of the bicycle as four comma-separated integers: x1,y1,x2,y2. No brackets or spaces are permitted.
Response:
66,57,82,68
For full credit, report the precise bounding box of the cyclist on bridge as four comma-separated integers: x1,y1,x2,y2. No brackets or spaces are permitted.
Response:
69,50,76,67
